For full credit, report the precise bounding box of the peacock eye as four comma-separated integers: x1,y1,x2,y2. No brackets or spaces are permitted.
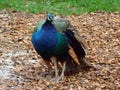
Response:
48,17,51,20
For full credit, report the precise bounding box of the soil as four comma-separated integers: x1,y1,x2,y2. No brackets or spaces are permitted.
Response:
0,10,120,90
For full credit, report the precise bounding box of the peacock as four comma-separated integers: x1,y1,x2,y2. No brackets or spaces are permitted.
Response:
32,14,94,81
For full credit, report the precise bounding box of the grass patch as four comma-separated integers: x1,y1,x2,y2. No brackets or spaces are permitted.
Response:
0,0,120,14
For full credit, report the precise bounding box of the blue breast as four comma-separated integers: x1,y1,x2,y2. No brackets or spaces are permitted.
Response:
32,21,57,53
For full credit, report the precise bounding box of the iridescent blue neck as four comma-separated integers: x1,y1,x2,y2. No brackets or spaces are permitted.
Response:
41,19,54,31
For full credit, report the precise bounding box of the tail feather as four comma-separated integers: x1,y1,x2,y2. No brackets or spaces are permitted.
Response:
80,58,93,68
64,29,93,68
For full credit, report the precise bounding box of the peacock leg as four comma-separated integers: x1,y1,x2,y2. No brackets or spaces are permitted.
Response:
57,61,66,81
50,56,58,78
39,59,53,77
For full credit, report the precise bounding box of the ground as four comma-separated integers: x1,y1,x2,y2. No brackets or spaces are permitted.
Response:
0,10,120,90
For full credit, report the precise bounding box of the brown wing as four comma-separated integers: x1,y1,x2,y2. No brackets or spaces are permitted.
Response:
68,45,80,65
64,29,93,68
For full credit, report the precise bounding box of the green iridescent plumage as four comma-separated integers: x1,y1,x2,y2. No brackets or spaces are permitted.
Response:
33,19,69,56
34,20,45,32
48,33,69,55
52,16,68,32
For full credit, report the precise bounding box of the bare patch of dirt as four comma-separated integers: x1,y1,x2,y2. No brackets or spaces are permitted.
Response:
0,10,120,90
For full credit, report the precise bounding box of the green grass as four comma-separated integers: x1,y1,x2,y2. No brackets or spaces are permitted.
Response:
0,0,120,14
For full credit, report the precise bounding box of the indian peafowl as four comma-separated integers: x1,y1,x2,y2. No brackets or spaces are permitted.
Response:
32,14,94,81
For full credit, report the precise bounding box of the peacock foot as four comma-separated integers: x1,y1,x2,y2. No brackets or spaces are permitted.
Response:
50,75,64,82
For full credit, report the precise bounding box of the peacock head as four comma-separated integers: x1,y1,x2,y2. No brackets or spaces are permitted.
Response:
46,14,54,22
